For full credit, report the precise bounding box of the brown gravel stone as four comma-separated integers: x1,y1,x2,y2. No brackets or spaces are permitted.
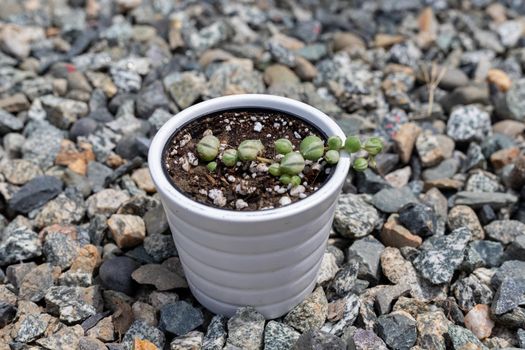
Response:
492,120,525,138
87,316,115,342
393,123,421,163
487,69,512,92
69,244,101,273
385,166,411,188
132,301,158,327
55,140,95,176
424,178,463,191
134,338,159,350
435,135,455,159
0,159,43,185
131,264,187,291
415,310,449,349
86,189,130,217
415,131,444,167
506,155,525,190
131,168,156,193
39,224,78,241
294,56,317,81
464,304,494,339
0,93,30,113
332,32,366,51
490,147,521,170
448,205,485,240
263,64,299,87
486,3,507,23
380,214,422,248
107,214,146,249
374,34,405,48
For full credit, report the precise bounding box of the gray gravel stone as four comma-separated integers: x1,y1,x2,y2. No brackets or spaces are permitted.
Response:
143,234,177,262
264,320,300,350
446,324,487,350
518,328,525,348
14,313,50,343
292,329,346,350
506,78,525,121
99,256,140,295
285,287,328,333
347,236,384,282
159,301,203,336
227,307,265,350
371,187,419,213
492,260,525,289
170,331,204,350
484,220,525,245
163,71,206,109
41,95,89,129
148,108,172,134
398,203,437,237
35,191,86,228
0,301,16,328
18,263,55,302
0,108,23,134
492,277,525,315
347,328,388,350
202,315,227,350
87,161,113,193
447,105,491,142
454,191,518,208
328,261,359,298
422,158,459,181
9,175,63,213
413,227,471,285
451,275,493,312
322,293,360,336
333,194,381,238
136,81,170,119
45,285,103,323
317,251,340,285
375,311,417,350
131,263,187,290
0,228,42,265
122,320,165,350
504,235,525,262
469,240,503,267
43,232,80,270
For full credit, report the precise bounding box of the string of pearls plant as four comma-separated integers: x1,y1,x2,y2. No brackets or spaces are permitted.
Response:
196,134,384,187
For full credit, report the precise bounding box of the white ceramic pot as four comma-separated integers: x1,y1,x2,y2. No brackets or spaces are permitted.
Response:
148,94,350,319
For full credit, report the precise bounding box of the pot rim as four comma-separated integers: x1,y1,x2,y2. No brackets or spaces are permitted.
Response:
148,94,350,222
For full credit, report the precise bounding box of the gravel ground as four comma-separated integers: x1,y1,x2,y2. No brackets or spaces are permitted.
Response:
0,0,525,349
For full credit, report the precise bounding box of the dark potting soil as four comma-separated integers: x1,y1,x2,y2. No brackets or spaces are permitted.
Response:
162,109,334,211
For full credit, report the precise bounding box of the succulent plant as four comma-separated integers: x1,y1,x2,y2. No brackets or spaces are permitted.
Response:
363,137,383,156
344,136,361,154
353,157,368,172
324,150,340,165
279,174,291,185
268,163,281,176
274,138,293,154
280,152,305,175
300,135,325,160
238,139,265,161
327,136,342,150
196,135,220,161
290,175,301,187
193,130,383,182
207,161,217,172
222,149,238,167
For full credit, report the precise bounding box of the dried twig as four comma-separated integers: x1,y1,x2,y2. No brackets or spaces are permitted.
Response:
422,62,447,117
